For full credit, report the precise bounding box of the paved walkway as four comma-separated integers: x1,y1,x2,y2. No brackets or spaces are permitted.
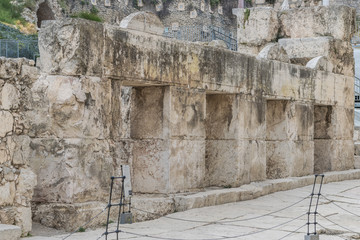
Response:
24,178,360,240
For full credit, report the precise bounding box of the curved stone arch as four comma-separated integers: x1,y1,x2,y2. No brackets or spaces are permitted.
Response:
120,11,164,35
36,1,55,28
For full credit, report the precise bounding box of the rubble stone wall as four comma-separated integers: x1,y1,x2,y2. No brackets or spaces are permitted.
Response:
0,58,39,236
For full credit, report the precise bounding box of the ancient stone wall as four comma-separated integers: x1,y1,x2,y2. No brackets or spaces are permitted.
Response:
0,58,38,236
27,13,354,230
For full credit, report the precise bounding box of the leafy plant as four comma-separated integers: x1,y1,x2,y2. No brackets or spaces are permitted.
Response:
71,12,102,22
210,0,221,7
90,5,99,14
243,8,250,29
78,227,86,232
0,0,25,24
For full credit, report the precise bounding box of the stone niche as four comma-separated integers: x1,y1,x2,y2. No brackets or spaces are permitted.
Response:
266,100,314,179
205,94,239,187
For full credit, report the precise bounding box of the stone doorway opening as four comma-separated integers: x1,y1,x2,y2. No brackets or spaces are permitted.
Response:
37,1,55,28
205,93,238,187
314,105,333,174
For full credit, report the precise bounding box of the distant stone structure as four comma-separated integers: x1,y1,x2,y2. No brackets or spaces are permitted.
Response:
0,4,356,237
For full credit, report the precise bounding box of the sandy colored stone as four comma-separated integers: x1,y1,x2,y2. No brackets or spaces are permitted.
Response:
233,7,279,46
1,83,20,110
0,182,16,205
306,56,334,72
0,224,21,240
119,11,164,35
279,5,356,41
257,43,290,63
0,111,13,137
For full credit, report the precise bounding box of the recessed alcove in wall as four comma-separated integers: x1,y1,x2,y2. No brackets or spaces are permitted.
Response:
266,100,292,179
313,105,333,173
37,1,55,28
205,93,238,187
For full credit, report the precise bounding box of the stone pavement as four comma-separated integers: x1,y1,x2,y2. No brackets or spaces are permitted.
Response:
23,176,360,240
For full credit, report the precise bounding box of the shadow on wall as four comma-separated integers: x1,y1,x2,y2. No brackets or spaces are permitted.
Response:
37,1,55,28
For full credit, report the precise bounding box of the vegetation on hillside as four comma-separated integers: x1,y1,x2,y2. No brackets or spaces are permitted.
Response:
0,0,37,35
71,6,102,22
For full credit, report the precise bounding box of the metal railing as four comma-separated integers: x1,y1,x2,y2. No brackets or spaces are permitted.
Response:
0,39,39,60
163,25,237,51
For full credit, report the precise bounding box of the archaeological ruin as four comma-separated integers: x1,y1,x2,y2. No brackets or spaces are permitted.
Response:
0,2,358,238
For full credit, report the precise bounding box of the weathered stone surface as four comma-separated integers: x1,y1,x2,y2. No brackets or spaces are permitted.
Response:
170,140,205,192
233,8,279,47
208,40,228,49
1,83,20,110
0,111,13,137
14,207,32,235
355,156,360,169
132,139,170,193
0,182,16,205
257,43,290,63
278,37,354,76
0,224,21,240
119,11,164,35
279,5,356,41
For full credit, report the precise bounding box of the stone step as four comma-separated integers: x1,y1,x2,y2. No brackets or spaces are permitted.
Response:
355,156,360,169
0,224,21,240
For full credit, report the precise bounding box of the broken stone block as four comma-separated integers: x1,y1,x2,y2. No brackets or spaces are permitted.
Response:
306,56,333,72
0,182,16,205
233,7,279,51
279,5,356,41
0,224,21,240
278,37,354,76
120,11,164,36
257,43,290,63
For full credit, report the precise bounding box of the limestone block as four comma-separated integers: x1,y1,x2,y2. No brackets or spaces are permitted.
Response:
313,71,335,105
206,94,238,140
0,111,13,138
278,37,354,76
237,44,263,56
355,156,360,169
266,100,297,141
14,207,32,235
205,140,240,187
257,43,290,63
238,99,266,140
29,138,114,203
169,140,205,192
0,224,21,240
314,139,333,173
32,202,108,231
39,19,104,76
306,56,333,72
0,182,16,205
0,58,23,80
11,136,31,165
119,11,164,35
291,141,314,177
1,83,20,110
130,87,167,139
0,207,15,225
170,87,205,139
331,140,354,171
15,168,37,207
266,141,311,178
132,139,170,193
333,107,353,140
239,140,266,182
355,142,360,156
21,64,40,82
132,196,174,222
233,8,279,46
334,75,354,108
295,103,314,141
314,105,334,139
279,5,356,41
43,75,111,139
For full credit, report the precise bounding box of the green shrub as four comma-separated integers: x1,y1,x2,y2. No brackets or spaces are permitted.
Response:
0,0,25,24
71,12,102,22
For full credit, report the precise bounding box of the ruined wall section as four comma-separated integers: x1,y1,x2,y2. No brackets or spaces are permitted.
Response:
233,5,356,77
0,58,38,236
